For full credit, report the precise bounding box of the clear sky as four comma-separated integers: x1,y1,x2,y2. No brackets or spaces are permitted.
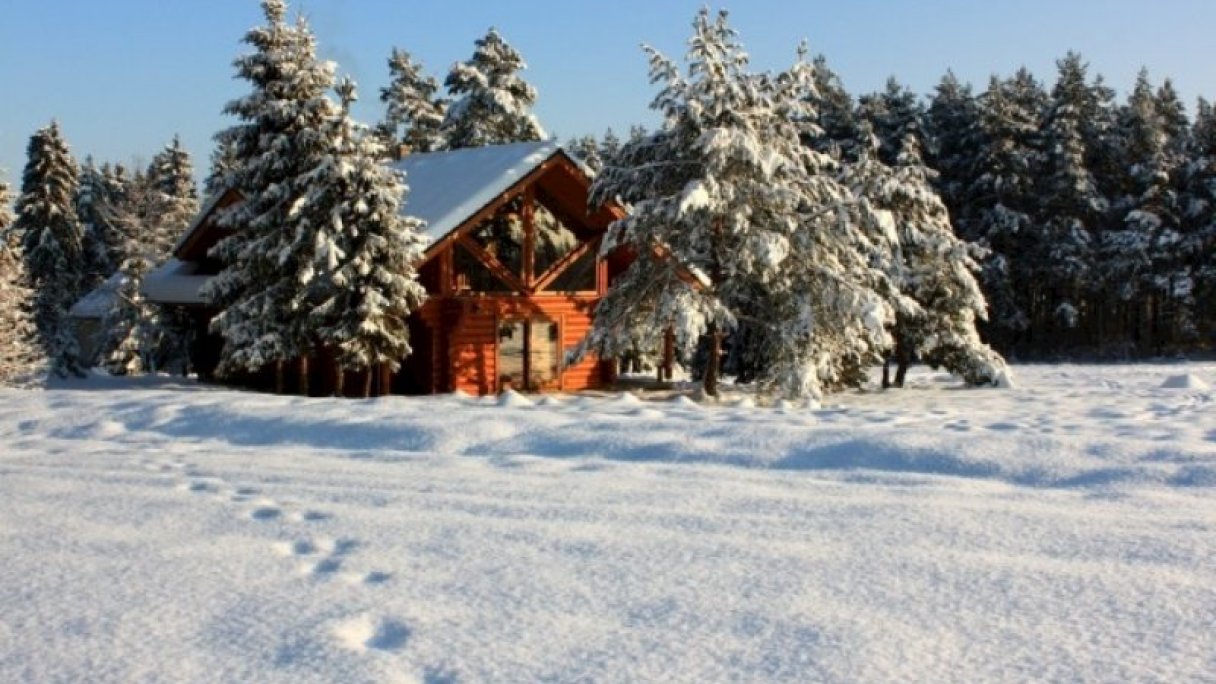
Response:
2,0,1214,185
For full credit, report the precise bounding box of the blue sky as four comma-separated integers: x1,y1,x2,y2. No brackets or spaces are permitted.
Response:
2,0,1214,185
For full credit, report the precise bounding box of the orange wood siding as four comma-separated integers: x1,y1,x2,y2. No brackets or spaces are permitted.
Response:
450,310,498,395
560,306,603,391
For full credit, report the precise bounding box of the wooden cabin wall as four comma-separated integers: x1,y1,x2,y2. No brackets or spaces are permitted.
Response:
559,305,603,391
450,309,498,395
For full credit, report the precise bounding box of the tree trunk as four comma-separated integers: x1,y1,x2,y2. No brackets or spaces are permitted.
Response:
274,360,285,394
298,356,310,397
362,368,373,398
894,334,911,388
662,329,675,382
333,365,345,398
703,323,722,398
882,356,892,389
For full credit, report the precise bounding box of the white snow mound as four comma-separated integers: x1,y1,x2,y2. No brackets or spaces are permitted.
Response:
1161,374,1209,390
497,389,534,407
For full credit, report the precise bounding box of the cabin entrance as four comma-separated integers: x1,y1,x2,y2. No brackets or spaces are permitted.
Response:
497,318,560,392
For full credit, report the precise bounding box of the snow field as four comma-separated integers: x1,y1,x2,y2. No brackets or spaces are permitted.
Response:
0,363,1214,682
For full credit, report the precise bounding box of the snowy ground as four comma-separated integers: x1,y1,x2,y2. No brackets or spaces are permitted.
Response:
1,363,1214,683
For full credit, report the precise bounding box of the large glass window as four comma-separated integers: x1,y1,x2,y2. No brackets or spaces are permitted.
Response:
467,197,526,278
533,202,580,276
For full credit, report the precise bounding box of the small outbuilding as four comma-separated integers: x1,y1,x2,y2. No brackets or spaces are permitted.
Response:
143,141,632,396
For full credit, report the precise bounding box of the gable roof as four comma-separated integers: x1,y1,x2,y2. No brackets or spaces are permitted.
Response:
146,141,588,306
392,139,561,246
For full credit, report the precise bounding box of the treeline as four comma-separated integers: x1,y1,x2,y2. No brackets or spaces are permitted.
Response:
566,54,1216,360
0,126,199,382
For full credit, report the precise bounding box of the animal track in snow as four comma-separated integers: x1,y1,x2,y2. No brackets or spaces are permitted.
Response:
332,614,410,653
249,505,283,521
288,509,331,522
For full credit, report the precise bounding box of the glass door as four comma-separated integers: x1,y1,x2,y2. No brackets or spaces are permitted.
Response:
498,318,559,392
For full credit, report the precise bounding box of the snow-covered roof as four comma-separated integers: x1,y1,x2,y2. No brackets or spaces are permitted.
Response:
173,189,235,255
393,139,561,245
147,141,570,306
142,259,210,306
69,273,124,319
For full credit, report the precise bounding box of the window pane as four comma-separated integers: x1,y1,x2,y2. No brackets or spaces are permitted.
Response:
542,249,597,292
454,244,513,292
498,320,526,389
468,197,525,278
533,201,580,275
529,320,560,386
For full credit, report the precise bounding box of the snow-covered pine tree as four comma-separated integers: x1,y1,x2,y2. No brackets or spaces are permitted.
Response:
924,70,981,223
378,47,447,156
565,135,603,175
304,78,428,396
1185,98,1216,339
442,28,546,149
856,77,925,166
579,10,893,399
1036,53,1107,342
849,128,1008,387
965,70,1046,351
0,179,46,386
204,138,239,199
805,53,857,158
100,256,159,375
1104,69,1188,353
13,121,86,377
76,158,120,290
599,128,622,168
134,136,200,373
203,0,343,391
145,136,199,256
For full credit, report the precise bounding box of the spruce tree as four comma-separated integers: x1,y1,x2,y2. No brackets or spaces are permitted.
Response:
378,47,447,155
1105,69,1186,352
965,71,1046,351
566,134,603,174
203,0,344,389
849,129,1008,387
0,180,46,385
1036,53,1107,341
204,138,239,198
924,70,981,222
580,10,892,400
106,135,200,374
1185,98,1216,339
806,53,857,158
14,121,86,377
101,257,159,375
146,135,199,256
599,128,622,168
856,77,925,166
305,78,428,396
76,158,120,288
442,28,546,149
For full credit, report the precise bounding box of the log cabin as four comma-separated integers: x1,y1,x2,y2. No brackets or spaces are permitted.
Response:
142,140,638,396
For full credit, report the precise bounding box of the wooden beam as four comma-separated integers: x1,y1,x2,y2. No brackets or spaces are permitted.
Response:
522,186,536,287
456,236,527,293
